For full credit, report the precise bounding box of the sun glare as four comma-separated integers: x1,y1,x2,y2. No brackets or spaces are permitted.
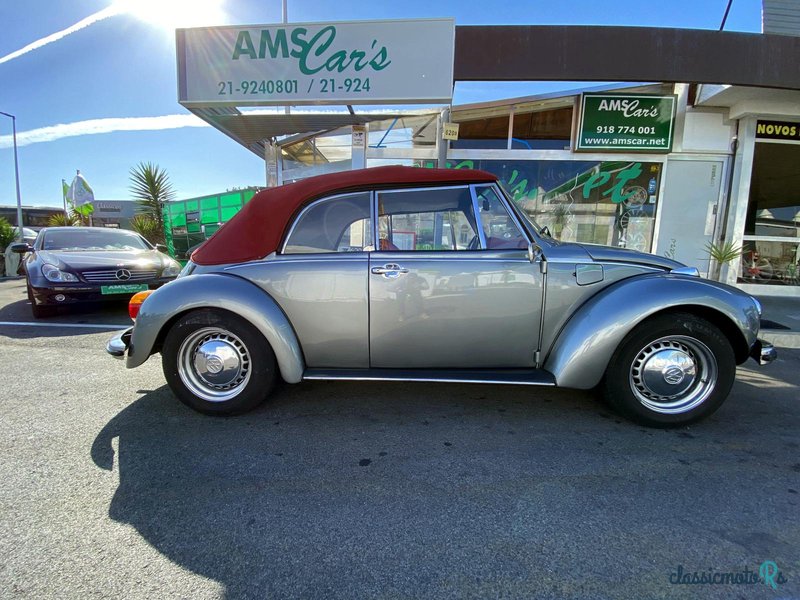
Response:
114,0,227,30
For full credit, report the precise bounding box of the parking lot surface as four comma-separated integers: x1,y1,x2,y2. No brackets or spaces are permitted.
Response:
0,277,798,599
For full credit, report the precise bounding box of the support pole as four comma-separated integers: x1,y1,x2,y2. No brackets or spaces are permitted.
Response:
0,111,23,240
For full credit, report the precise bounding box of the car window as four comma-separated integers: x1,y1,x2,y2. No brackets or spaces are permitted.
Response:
41,229,150,251
284,192,373,254
475,186,528,250
377,187,479,251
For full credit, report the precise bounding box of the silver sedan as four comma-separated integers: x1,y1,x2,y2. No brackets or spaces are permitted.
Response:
107,166,775,427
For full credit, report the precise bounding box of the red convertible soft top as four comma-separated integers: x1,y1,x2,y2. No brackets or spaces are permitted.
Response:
191,165,497,265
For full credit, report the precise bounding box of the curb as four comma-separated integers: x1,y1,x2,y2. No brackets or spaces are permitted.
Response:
760,329,800,350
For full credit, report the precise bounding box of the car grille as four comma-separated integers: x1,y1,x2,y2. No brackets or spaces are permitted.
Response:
81,269,159,283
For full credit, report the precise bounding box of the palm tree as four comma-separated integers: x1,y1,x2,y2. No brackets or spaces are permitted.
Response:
48,212,80,227
129,162,175,243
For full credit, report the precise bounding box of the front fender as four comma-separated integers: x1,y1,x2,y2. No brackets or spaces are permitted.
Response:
544,274,760,389
127,273,305,383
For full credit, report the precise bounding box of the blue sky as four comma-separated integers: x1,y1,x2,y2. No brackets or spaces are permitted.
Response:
0,0,762,208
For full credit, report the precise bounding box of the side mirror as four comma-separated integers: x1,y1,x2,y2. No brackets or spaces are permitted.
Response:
527,242,542,263
155,244,168,253
10,243,32,254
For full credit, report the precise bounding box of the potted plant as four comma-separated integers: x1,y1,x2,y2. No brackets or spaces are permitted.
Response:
705,240,741,281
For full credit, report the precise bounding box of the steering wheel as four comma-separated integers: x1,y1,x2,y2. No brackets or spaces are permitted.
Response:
467,235,481,250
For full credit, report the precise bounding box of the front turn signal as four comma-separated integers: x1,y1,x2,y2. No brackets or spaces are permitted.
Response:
129,290,154,320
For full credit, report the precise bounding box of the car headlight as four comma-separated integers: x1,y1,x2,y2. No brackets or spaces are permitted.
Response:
41,263,78,283
162,259,182,278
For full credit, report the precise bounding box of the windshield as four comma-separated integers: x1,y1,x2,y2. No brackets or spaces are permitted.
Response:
496,181,546,236
42,229,150,251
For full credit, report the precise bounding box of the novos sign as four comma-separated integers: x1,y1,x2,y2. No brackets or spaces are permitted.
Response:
576,94,677,153
177,19,455,106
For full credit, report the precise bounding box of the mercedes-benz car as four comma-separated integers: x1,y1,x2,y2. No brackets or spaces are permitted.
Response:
13,227,181,318
106,167,776,427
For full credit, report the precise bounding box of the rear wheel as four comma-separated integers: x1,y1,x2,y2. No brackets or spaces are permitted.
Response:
601,312,736,427
162,309,277,415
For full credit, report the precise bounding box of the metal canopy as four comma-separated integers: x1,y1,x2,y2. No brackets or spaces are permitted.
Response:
190,108,409,157
184,25,800,160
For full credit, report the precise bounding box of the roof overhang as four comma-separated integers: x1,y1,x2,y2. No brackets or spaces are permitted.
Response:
183,25,800,159
695,85,800,120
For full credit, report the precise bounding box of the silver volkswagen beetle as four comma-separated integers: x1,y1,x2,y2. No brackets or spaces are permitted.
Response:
107,166,776,427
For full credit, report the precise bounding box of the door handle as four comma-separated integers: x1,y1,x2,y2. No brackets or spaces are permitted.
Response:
371,263,409,278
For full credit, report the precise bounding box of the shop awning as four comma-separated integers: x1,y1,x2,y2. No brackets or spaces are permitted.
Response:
190,108,410,157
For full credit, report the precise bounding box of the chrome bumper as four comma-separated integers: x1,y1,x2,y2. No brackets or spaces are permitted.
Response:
106,327,133,359
750,339,777,366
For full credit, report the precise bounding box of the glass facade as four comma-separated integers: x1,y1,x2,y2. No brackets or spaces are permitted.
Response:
420,159,662,252
739,141,800,286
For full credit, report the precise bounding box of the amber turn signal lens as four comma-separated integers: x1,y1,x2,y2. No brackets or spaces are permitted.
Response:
128,290,154,320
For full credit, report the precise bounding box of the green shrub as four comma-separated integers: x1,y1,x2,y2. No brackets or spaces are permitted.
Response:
0,217,16,250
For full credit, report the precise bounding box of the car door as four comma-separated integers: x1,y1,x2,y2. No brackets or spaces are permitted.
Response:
257,191,374,368
369,184,543,369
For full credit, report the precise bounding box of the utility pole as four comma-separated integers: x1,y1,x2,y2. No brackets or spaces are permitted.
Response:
0,110,23,241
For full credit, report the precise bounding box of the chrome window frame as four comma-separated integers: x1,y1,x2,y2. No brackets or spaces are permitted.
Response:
472,183,532,248
280,191,373,255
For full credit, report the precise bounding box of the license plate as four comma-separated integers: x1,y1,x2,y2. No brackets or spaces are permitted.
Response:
101,284,149,295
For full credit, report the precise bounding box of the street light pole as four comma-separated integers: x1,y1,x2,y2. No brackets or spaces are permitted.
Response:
0,110,23,241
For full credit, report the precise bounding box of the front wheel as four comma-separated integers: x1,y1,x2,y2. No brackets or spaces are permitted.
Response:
162,309,277,415
601,312,736,427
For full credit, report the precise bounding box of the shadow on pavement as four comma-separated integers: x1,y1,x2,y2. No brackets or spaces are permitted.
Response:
90,373,800,599
0,297,131,339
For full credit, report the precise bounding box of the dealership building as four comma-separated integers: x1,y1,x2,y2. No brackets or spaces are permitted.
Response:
172,12,800,295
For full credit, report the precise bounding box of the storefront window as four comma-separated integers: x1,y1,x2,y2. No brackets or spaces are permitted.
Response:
422,159,662,252
740,141,800,286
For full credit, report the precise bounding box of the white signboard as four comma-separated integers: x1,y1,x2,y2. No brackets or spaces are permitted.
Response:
351,125,367,149
177,19,455,106
442,122,459,140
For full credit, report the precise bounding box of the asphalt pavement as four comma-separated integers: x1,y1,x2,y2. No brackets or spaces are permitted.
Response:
0,277,798,599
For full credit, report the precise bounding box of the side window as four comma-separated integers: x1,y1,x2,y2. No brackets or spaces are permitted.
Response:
284,192,373,254
377,187,479,251
475,186,527,249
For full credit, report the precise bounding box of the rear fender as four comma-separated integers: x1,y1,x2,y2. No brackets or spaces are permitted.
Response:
126,273,305,383
544,274,760,389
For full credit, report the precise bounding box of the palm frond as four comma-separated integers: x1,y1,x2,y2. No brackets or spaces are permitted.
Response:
705,241,742,264
129,162,174,244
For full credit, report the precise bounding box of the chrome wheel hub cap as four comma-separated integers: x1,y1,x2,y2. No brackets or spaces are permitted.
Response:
178,328,251,402
630,336,717,414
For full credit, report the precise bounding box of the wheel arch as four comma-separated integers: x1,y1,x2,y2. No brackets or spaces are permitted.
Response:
658,304,750,364
543,274,760,389
126,273,305,383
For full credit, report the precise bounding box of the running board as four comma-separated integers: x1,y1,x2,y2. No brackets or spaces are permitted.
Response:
302,368,556,386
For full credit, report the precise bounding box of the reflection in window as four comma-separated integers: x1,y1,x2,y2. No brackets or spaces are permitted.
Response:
284,192,372,254
474,186,527,249
377,187,479,251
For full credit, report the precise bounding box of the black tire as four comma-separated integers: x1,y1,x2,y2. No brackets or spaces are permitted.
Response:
162,309,277,416
601,312,736,427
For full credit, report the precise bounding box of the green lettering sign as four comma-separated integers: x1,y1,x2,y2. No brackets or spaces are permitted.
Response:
231,25,392,75
577,94,676,153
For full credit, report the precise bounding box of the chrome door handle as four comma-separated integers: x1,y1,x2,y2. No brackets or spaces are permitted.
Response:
371,263,409,278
